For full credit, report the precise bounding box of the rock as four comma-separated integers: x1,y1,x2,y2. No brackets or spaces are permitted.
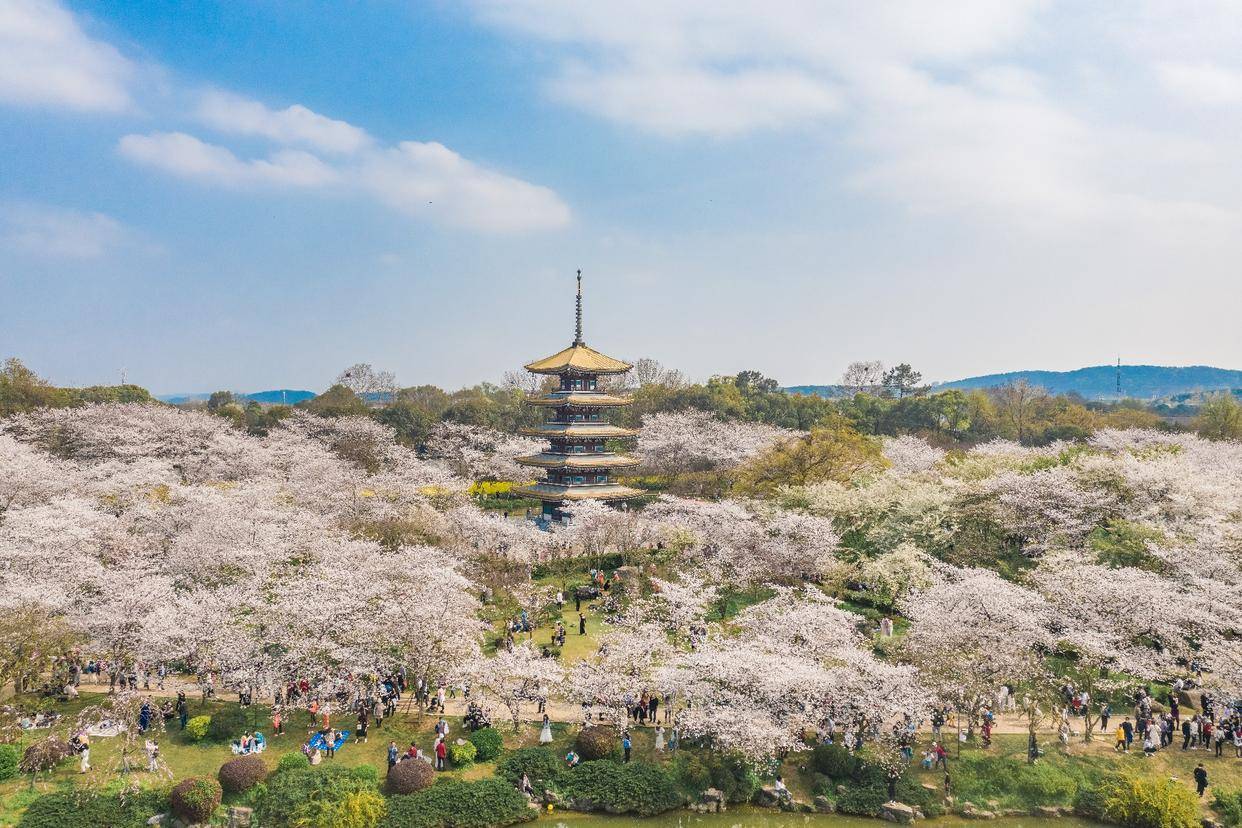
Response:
755,786,781,807
912,808,925,820
836,784,849,796
813,795,835,814
146,816,166,827
986,800,1000,809
1202,820,1221,828
542,789,561,806
226,807,253,828
702,787,725,803
1034,805,1061,818
880,801,917,824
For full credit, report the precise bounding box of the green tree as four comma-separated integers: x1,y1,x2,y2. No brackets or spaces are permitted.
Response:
206,390,236,412
373,401,436,447
304,384,368,418
1195,392,1242,440
881,363,923,398
734,417,883,496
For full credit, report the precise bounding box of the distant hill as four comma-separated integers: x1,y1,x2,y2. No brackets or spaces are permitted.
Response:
785,384,850,399
157,389,316,406
939,365,1242,400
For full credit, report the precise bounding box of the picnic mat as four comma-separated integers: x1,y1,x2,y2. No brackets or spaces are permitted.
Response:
308,730,350,751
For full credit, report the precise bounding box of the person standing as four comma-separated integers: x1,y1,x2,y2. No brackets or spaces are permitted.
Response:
540,713,553,743
1100,702,1111,733
1194,763,1209,798
579,613,587,635
435,737,447,771
387,741,399,775
176,693,188,730
145,739,159,772
622,731,632,763
649,695,659,723
78,733,91,773
356,707,369,744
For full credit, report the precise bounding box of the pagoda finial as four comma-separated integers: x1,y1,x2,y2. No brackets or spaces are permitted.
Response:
573,269,584,346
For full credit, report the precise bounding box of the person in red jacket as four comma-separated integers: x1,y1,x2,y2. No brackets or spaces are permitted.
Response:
435,737,447,771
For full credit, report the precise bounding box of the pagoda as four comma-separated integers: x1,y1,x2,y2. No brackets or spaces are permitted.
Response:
514,272,642,521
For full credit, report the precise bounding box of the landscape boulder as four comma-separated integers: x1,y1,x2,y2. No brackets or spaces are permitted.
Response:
880,801,916,824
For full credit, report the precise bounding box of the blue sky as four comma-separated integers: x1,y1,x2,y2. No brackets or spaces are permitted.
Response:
2,1,1242,394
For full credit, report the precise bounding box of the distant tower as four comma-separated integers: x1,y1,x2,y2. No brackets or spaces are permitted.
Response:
1116,357,1121,398
514,271,641,522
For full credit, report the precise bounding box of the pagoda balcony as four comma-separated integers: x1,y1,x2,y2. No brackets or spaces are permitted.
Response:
515,451,640,470
519,422,636,439
527,391,632,407
513,481,644,502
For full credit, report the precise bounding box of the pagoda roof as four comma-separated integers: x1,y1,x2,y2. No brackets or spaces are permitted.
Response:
527,392,632,408
519,423,637,439
513,482,645,502
515,452,640,470
524,343,632,376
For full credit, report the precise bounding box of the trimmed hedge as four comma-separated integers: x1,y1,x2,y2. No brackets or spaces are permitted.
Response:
670,751,758,803
386,758,436,795
1213,788,1242,827
170,777,223,824
184,715,211,742
218,754,268,793
467,727,504,761
290,788,386,828
559,760,682,816
277,751,311,772
497,747,561,790
575,725,615,761
17,788,170,828
0,743,19,781
809,743,862,780
380,779,535,828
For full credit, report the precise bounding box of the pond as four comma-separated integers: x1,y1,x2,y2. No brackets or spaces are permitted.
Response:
540,810,1101,828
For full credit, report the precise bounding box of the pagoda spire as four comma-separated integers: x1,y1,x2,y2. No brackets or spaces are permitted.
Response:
573,269,584,346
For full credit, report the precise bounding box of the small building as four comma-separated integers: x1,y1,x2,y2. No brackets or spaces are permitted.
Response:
514,272,642,521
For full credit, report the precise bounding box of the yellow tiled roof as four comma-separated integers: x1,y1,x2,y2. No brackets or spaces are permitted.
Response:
524,344,632,375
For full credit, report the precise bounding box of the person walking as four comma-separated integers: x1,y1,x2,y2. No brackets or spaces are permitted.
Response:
622,731,632,763
77,733,91,773
1194,763,1209,798
579,613,587,635
145,739,159,772
356,708,369,744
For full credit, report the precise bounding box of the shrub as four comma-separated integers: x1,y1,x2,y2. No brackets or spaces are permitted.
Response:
20,739,73,774
259,765,381,827
497,747,561,790
1098,774,1198,828
559,760,682,816
293,789,387,828
1214,788,1242,827
218,754,268,793
0,743,19,781
448,740,477,766
277,750,310,772
468,727,504,761
170,777,223,824
381,779,536,828
184,715,211,742
386,758,436,795
207,705,249,742
809,743,862,780
17,788,170,828
575,725,616,761
671,751,759,803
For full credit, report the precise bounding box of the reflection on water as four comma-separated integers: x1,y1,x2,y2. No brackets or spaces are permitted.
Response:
541,810,1100,828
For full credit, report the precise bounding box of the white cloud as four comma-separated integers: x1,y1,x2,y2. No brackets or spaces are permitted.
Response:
195,90,374,154
1156,62,1242,106
119,132,571,232
0,0,134,112
358,141,571,232
118,132,341,188
1,203,130,259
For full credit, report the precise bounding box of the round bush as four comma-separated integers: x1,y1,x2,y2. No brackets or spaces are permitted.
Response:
386,758,435,795
218,754,268,793
448,740,477,767
497,746,561,789
809,743,862,780
20,739,73,774
277,750,311,772
467,727,504,761
207,705,248,742
560,760,681,816
184,715,211,742
575,725,616,761
0,743,19,781
1099,774,1198,828
170,777,223,824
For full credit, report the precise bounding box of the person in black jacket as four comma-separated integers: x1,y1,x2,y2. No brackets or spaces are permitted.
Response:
1194,763,1208,797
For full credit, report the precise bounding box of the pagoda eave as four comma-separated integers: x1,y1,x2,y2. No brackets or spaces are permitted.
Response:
526,393,632,407
519,424,637,439
513,483,644,502
515,453,640,470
